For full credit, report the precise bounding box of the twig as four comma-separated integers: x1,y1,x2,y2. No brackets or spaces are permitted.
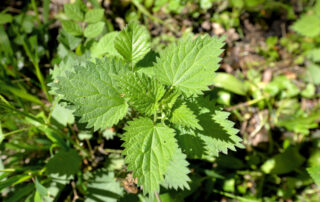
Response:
155,192,161,202
71,181,79,202
226,96,268,111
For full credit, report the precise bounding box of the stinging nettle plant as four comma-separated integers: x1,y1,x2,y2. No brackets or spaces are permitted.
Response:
51,22,243,197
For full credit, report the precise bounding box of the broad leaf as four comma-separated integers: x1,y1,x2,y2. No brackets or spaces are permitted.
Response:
307,165,320,186
291,14,320,37
116,72,165,116
53,58,128,131
178,97,243,159
58,29,82,50
307,48,320,62
35,178,49,201
49,54,88,95
90,32,120,58
261,147,305,174
84,8,104,23
162,149,190,190
305,64,320,85
84,22,105,38
64,3,83,21
154,35,224,96
85,170,124,202
0,13,12,24
115,23,151,66
61,20,82,36
51,101,75,126
278,108,320,135
46,149,82,176
170,102,202,130
122,117,178,194
213,73,248,96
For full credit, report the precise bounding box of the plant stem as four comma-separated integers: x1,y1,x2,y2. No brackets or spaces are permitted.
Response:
3,128,30,137
226,95,268,111
31,0,42,26
131,0,164,25
154,192,161,202
104,148,123,154
22,40,51,102
47,98,58,124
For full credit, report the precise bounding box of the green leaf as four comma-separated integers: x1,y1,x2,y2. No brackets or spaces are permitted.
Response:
115,23,151,65
307,165,320,186
102,128,115,140
35,178,49,202
301,83,316,98
307,48,320,62
277,109,320,135
85,170,124,202
170,102,202,130
78,130,93,140
198,110,243,157
0,122,3,144
58,29,82,50
305,64,320,85
162,149,190,190
0,13,12,24
5,184,34,202
0,174,31,192
116,72,165,116
178,97,243,159
154,35,224,97
34,191,42,202
85,8,104,23
35,178,48,197
90,32,120,58
84,22,105,38
291,14,320,37
122,117,178,194
51,101,75,126
64,3,83,21
46,149,82,176
49,54,87,95
61,20,82,36
261,147,305,174
161,89,182,110
213,73,248,96
53,58,129,131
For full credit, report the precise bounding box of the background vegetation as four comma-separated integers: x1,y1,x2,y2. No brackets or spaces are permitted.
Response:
0,0,319,201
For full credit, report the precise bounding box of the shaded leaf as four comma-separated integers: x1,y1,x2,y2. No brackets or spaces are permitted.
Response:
46,149,82,176
162,149,191,190
85,170,124,202
170,102,202,130
261,147,305,174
